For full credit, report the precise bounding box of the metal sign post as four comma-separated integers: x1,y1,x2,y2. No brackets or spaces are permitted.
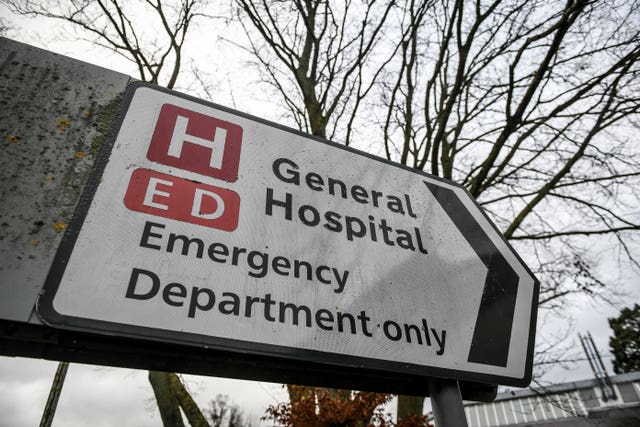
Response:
429,377,469,427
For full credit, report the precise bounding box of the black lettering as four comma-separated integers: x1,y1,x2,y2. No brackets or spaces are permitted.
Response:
405,194,418,218
279,302,312,327
387,195,405,215
337,312,356,334
371,190,383,208
358,311,373,337
245,296,260,317
305,172,324,190
327,177,347,199
272,157,300,185
294,260,312,281
162,283,186,306
247,250,269,278
433,329,447,355
368,215,377,242
272,256,291,276
208,243,229,262
415,228,429,254
404,323,423,344
219,292,240,315
140,221,165,250
265,188,293,220
167,233,204,258
299,205,320,226
351,185,368,203
232,246,247,266
383,320,402,341
188,287,215,318
421,319,432,346
316,266,332,284
262,293,276,321
345,216,366,241
379,219,395,245
315,309,334,330
333,269,349,294
323,211,343,232
396,229,416,251
125,268,160,300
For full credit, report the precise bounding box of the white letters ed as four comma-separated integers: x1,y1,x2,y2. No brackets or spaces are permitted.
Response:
143,177,173,210
191,188,225,219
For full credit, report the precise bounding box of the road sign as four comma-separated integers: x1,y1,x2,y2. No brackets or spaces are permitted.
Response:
39,82,539,387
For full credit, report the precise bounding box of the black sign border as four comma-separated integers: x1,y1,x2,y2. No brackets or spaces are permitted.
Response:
37,81,539,388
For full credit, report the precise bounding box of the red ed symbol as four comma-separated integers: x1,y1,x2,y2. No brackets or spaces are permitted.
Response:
147,104,243,182
124,169,240,231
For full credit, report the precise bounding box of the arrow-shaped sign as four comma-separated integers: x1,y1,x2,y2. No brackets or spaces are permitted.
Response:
38,82,539,388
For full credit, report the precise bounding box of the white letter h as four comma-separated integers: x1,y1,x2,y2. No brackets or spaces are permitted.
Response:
167,115,227,169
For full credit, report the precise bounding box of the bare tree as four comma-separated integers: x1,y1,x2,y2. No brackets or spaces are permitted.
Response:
0,16,11,36
234,0,640,421
377,0,640,305
2,0,211,88
234,0,398,141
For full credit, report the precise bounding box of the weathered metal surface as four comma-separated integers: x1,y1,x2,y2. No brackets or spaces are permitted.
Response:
0,37,131,321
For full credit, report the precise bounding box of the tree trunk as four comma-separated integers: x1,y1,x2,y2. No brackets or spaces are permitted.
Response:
149,371,185,427
169,373,209,427
397,395,424,421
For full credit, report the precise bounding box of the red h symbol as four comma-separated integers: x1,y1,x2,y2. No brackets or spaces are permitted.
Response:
147,104,243,182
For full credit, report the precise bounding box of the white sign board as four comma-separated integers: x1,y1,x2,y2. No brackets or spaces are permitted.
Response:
40,83,539,387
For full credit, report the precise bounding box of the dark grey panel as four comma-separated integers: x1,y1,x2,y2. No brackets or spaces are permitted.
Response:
0,37,131,321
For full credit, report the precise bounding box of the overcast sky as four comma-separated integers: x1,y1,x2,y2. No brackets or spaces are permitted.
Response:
1,4,639,427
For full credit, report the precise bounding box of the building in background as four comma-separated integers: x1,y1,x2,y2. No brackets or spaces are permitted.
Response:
461,371,640,426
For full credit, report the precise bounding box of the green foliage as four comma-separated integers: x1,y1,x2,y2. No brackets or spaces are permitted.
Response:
608,304,640,374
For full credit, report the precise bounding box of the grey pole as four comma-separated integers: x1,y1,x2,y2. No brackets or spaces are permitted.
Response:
39,361,70,427
429,377,469,427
